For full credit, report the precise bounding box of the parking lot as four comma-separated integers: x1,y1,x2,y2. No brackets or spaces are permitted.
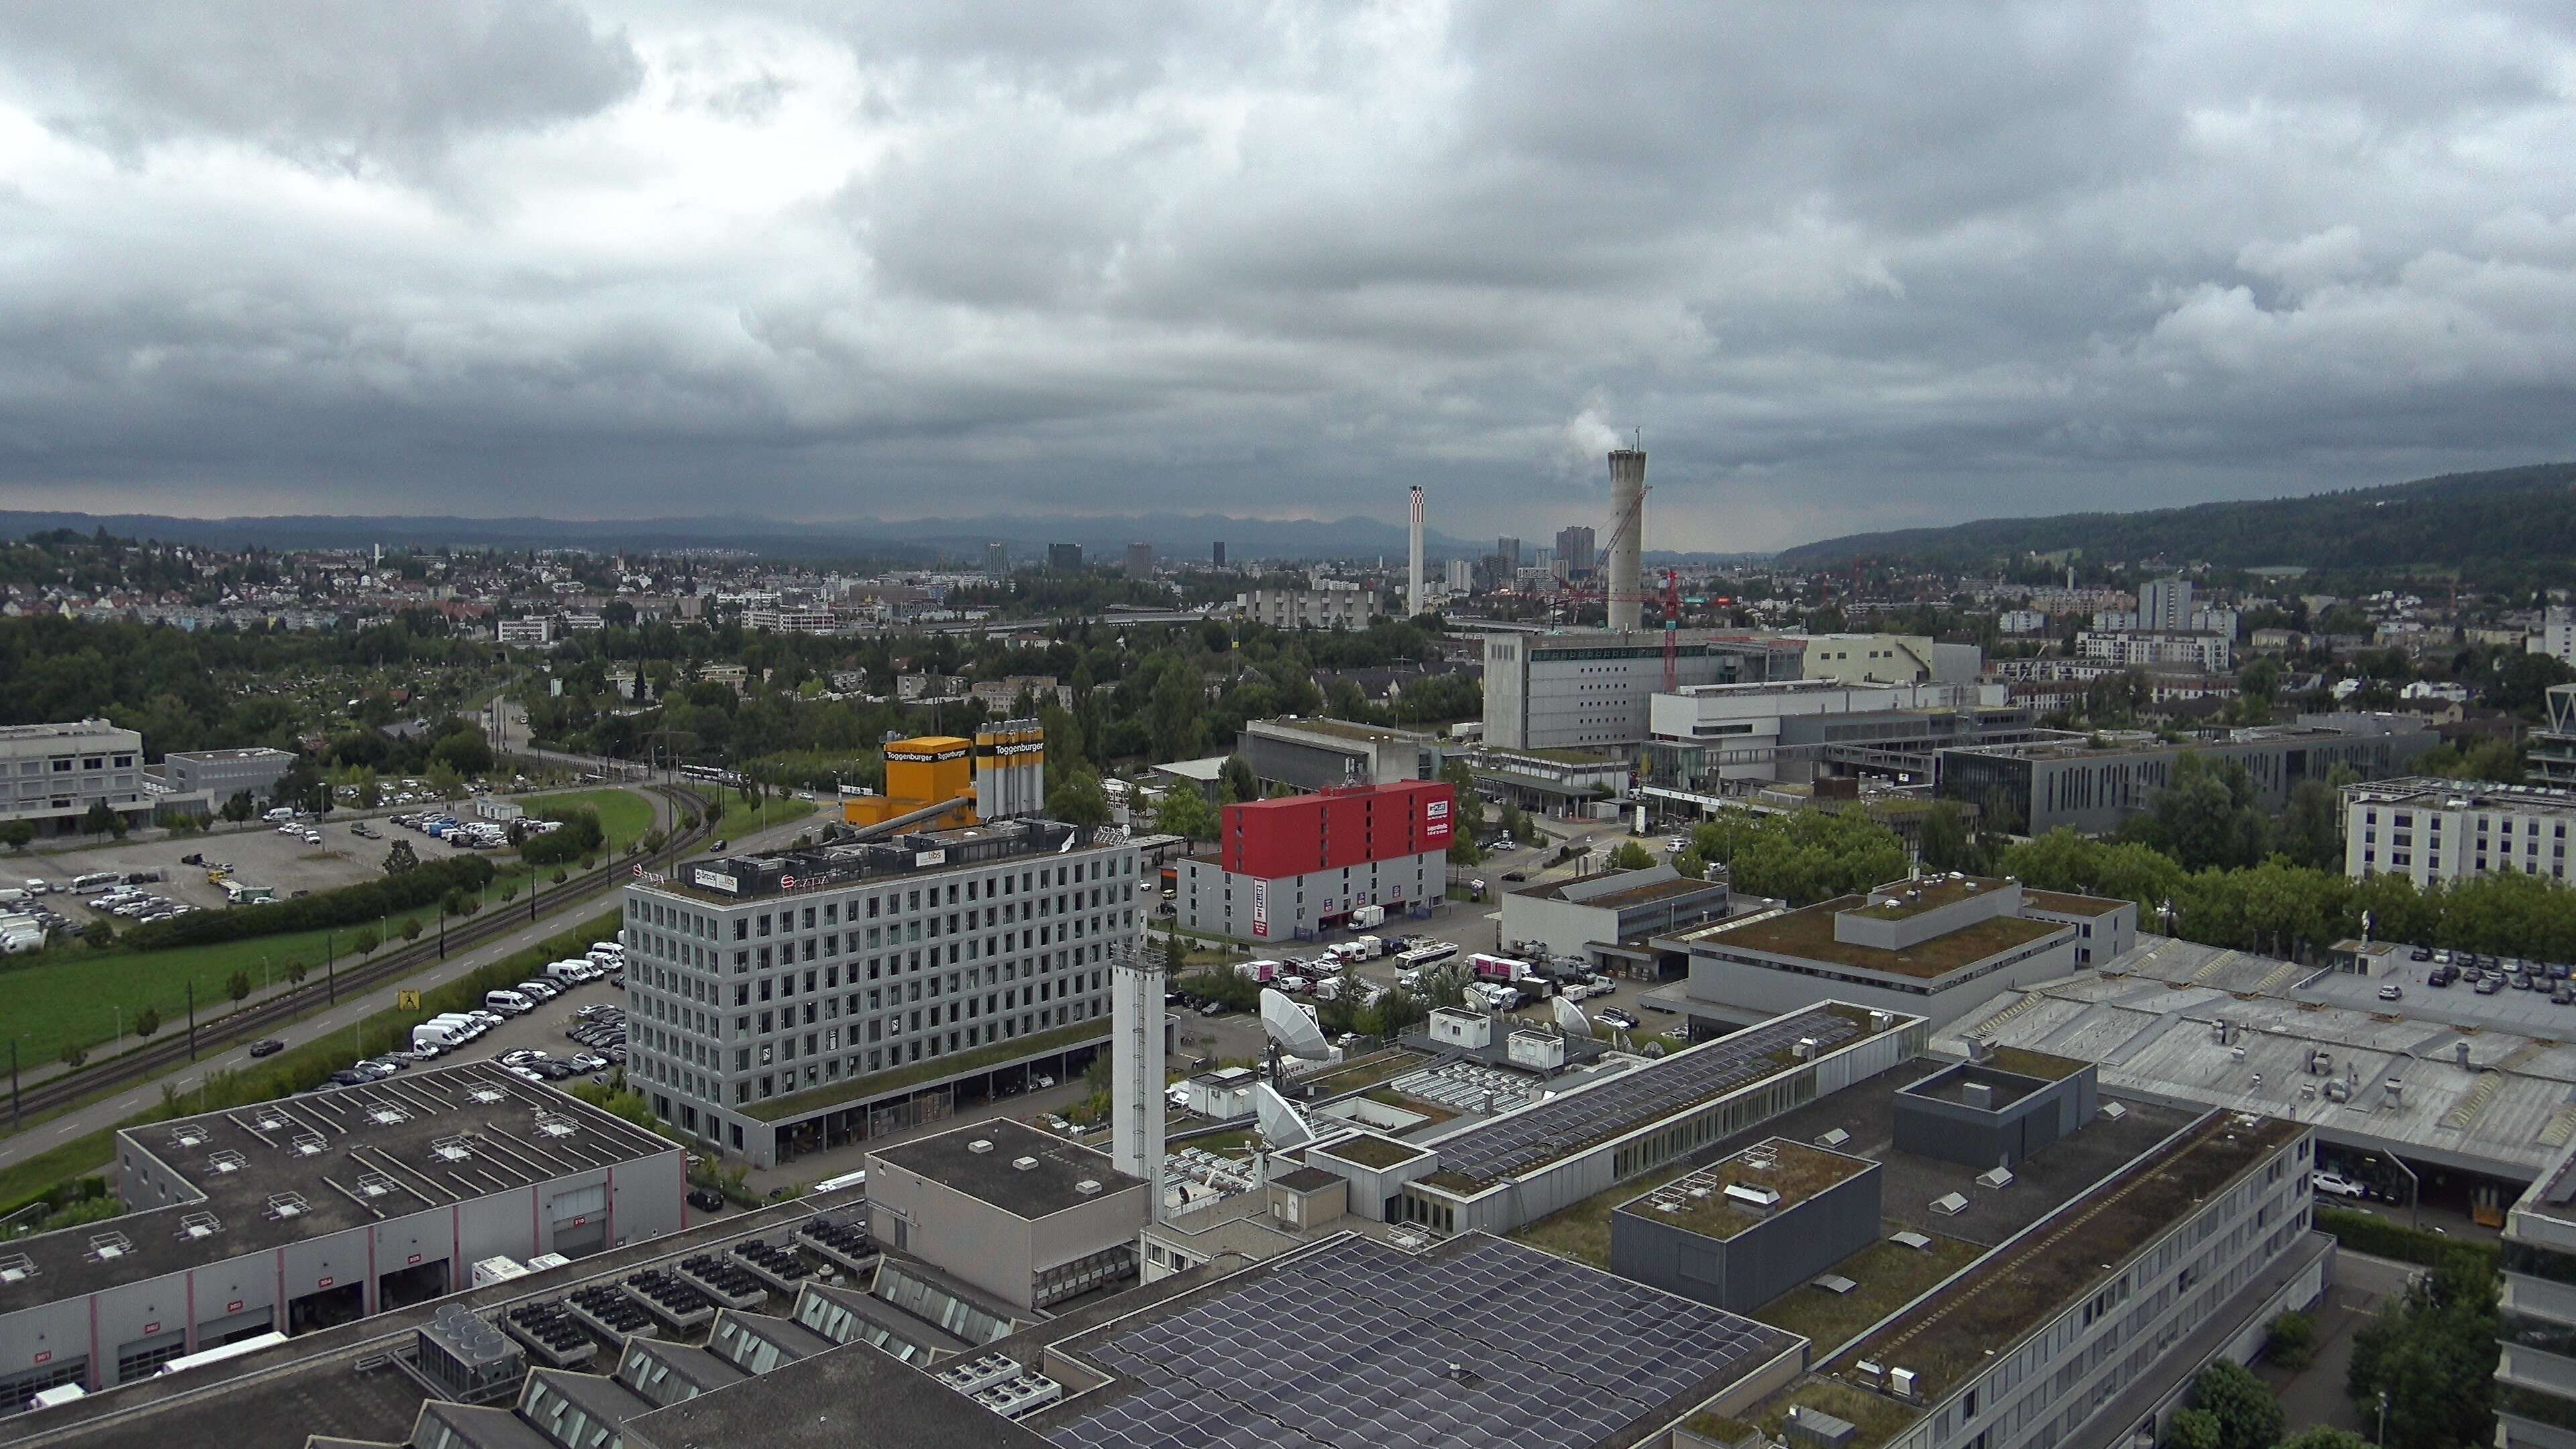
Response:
13,819,397,922
307,955,630,1088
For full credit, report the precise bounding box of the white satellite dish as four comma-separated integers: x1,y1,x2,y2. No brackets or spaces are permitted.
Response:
1260,988,1331,1059
1552,996,1594,1038
1252,1083,1316,1149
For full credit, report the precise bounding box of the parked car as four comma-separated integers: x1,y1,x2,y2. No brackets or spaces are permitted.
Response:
2477,975,2506,994
686,1186,726,1214
1597,1007,1642,1030
248,1038,286,1058
2310,1171,2369,1200
2376,983,2403,1002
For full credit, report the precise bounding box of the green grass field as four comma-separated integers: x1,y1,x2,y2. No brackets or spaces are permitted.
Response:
0,908,442,1067
703,794,816,839
515,786,657,845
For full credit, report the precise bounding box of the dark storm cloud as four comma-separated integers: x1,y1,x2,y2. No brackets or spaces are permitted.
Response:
0,1,2572,547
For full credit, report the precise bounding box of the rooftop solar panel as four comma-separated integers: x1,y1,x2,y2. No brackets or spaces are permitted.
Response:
1427,1007,1866,1185
1044,1237,1792,1449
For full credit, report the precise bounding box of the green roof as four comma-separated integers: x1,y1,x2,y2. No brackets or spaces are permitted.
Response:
1713,898,2065,979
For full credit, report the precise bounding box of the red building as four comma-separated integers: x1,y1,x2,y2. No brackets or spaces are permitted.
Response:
1184,781,1455,939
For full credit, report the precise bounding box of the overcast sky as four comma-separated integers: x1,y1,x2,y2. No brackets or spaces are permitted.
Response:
3,2,2573,551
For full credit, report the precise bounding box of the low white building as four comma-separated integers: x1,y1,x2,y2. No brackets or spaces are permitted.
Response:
1234,582,1375,631
2345,776,2576,886
2077,629,2233,672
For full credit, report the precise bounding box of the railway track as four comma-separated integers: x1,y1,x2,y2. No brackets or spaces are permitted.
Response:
5,782,712,1127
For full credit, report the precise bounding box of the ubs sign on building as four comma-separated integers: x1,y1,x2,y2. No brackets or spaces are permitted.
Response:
1177,780,1454,941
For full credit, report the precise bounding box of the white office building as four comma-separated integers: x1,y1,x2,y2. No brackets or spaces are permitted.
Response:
2345,777,2576,886
0,719,149,837
1483,629,1806,750
2077,630,2234,672
620,818,1143,1169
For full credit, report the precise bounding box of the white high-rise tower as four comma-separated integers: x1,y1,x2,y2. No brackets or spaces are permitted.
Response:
1407,485,1426,618
1110,941,1167,1216
1606,447,1647,631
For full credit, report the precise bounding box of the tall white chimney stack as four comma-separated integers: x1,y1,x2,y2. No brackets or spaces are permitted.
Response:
1607,447,1647,631
1407,485,1426,618
1110,941,1168,1218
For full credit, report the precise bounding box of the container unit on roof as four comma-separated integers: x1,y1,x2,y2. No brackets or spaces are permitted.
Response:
0,1063,683,1406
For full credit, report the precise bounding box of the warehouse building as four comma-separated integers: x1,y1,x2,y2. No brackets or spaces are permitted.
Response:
159,747,297,806
1175,780,1452,941
0,719,150,838
0,1062,683,1407
621,816,1142,1168
2343,776,2576,886
1235,716,1444,794
1643,875,2133,1032
1500,863,1733,968
1483,629,1806,750
1935,715,2440,836
1644,678,2044,793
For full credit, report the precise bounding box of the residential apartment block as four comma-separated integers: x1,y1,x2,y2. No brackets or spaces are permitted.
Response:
0,718,149,837
2345,777,2576,885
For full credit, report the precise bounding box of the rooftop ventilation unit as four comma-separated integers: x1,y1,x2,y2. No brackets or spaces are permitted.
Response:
206,1148,248,1175
1812,1274,1859,1295
0,1252,38,1285
1723,1182,1784,1213
250,1110,290,1133
368,1106,410,1127
168,1125,209,1150
357,1171,399,1199
1976,1165,2017,1190
937,1352,1024,1396
1888,1231,1934,1252
176,1212,222,1240
1930,1192,1970,1217
967,1139,995,1155
265,1193,309,1220
466,1087,507,1106
1075,1179,1102,1195
1012,1157,1039,1171
1816,1128,1853,1149
1888,1366,1920,1400
531,1114,578,1139
86,1231,135,1262
1869,1010,1896,1033
1852,1360,1883,1388
2100,1101,2128,1121
431,1136,476,1163
1793,1037,1818,1061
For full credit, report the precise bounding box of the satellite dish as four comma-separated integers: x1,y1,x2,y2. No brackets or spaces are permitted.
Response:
1252,1083,1316,1149
1552,996,1594,1038
1260,988,1331,1059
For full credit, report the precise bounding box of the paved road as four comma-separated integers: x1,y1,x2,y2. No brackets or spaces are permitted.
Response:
0,804,814,1178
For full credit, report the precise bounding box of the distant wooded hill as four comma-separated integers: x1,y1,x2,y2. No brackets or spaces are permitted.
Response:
1776,463,2576,574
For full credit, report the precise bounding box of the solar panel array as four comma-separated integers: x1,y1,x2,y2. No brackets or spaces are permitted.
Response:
1430,1008,1864,1185
1045,1237,1788,1449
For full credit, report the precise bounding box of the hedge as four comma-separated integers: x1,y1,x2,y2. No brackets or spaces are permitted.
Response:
2315,1205,2500,1273
120,855,496,951
522,808,604,867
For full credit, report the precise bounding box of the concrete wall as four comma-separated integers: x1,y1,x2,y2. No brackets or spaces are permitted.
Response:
1609,1160,1882,1312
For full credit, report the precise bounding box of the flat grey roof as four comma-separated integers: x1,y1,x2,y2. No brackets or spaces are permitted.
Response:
623,1334,1050,1449
0,1061,678,1313
870,1120,1143,1220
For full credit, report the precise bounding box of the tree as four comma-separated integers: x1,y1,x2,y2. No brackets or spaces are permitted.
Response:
0,820,33,853
2160,1407,2221,1449
354,926,382,957
59,1044,85,1071
2347,1251,2498,1449
401,917,423,943
1690,809,1908,905
1917,801,1982,874
284,958,308,985
383,839,420,875
2279,780,2344,871
219,790,255,824
703,794,728,826
2264,1309,2317,1370
1605,841,1656,871
81,918,114,949
500,881,519,904
226,969,252,1004
133,1007,160,1037
2118,753,2271,872
81,798,117,836
2278,1428,2369,1449
1047,767,1113,832
1155,787,1218,841
2189,1360,2282,1449
1221,755,1258,806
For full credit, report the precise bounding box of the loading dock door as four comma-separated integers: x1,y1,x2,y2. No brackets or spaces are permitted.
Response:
288,1281,365,1335
378,1257,451,1310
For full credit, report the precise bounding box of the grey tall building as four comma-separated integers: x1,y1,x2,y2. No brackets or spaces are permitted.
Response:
164,747,297,804
1482,629,1805,749
0,718,148,837
1555,525,1597,580
1124,542,1154,580
1495,536,1521,568
983,541,1009,578
620,818,1142,1168
1046,542,1083,573
1212,541,1226,567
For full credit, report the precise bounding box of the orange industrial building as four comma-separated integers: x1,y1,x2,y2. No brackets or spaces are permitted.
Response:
841,718,1046,831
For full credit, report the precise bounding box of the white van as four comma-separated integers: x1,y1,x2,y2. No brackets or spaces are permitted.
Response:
264,807,297,822
484,989,534,1016
410,1024,459,1053
0,888,28,908
427,1012,479,1038
545,959,592,985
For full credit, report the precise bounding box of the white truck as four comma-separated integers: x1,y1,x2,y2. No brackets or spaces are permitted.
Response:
1350,934,1385,961
0,916,44,956
1348,904,1387,930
